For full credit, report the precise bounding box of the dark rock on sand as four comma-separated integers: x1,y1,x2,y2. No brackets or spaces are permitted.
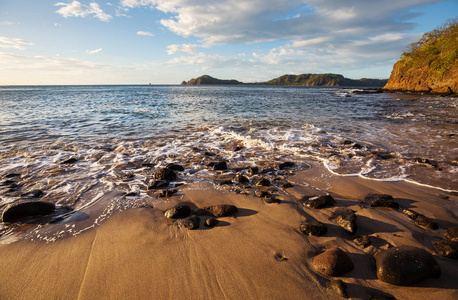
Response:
166,163,185,171
125,192,139,197
21,189,44,199
402,208,438,230
255,190,270,198
219,180,233,186
445,226,458,242
326,279,348,298
431,240,458,259
191,208,208,216
61,158,78,164
148,180,169,190
354,235,371,248
300,220,328,236
278,162,295,170
164,205,191,219
281,182,293,189
4,173,21,178
313,248,354,276
375,246,441,286
367,194,399,209
203,204,238,217
233,174,249,184
304,195,336,209
1,180,17,187
153,168,177,182
2,201,56,223
204,217,219,227
263,196,281,204
256,178,271,187
175,216,200,230
247,167,259,175
208,161,227,171
159,189,178,198
333,208,357,234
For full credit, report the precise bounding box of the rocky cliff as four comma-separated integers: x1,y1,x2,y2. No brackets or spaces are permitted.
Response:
181,75,243,85
384,19,457,94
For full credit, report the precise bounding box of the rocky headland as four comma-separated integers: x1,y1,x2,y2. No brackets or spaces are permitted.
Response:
181,75,243,85
384,18,457,95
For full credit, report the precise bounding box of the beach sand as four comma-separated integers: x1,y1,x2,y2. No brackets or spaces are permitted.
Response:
0,161,456,299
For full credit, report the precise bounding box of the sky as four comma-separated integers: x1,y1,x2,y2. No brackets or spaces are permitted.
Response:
0,0,457,85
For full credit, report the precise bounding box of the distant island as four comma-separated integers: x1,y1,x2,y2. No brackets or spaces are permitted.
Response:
181,74,387,87
384,18,457,94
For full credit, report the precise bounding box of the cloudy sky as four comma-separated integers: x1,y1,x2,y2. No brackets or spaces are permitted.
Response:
1,0,457,84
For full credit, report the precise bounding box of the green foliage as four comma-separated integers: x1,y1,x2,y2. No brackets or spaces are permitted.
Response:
265,73,387,87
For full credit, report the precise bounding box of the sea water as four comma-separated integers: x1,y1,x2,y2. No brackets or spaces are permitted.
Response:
0,85,457,242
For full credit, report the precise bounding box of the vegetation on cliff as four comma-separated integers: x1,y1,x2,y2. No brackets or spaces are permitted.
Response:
181,75,243,85
262,73,387,87
384,18,458,94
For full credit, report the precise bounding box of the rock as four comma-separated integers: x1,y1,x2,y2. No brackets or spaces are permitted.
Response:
375,246,441,286
255,190,270,198
312,248,354,276
125,192,139,197
233,174,249,184
256,178,271,187
431,240,458,259
203,204,238,217
61,158,78,164
233,146,243,152
153,168,177,182
148,180,169,189
208,161,227,171
1,180,17,187
401,208,419,219
247,167,259,175
204,217,219,227
281,182,293,189
263,196,281,204
191,208,208,216
21,189,44,199
402,208,437,230
2,201,56,223
278,162,295,170
219,180,233,185
300,220,328,236
304,195,336,209
4,173,21,178
175,216,200,230
166,163,185,171
326,279,348,298
333,208,357,234
164,205,191,219
354,235,371,248
445,226,458,242
367,194,399,209
158,189,178,198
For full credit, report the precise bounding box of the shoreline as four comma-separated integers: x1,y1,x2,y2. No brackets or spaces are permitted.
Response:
0,161,456,299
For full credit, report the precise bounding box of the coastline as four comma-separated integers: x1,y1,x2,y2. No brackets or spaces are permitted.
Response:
0,161,456,299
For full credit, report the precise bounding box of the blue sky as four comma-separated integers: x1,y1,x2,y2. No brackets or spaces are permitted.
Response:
0,0,457,84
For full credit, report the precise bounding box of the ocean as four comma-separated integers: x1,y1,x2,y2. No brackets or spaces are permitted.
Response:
0,85,457,242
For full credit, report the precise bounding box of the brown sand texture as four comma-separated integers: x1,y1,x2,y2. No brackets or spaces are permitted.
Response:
0,161,456,299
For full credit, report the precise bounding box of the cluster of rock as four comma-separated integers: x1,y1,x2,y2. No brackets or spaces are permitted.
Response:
164,204,238,230
299,192,456,298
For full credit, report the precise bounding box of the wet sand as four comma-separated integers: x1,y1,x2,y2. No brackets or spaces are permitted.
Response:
0,162,457,299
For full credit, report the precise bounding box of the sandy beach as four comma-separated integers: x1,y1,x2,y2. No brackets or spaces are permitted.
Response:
0,161,456,300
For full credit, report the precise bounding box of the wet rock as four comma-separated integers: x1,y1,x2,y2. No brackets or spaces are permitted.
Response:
164,205,191,219
233,174,249,184
4,173,21,179
153,168,177,182
21,189,44,199
333,208,357,234
1,180,17,187
304,195,336,209
281,182,293,189
148,180,169,190
367,194,399,209
219,180,233,186
125,192,139,197
375,246,441,286
312,248,354,276
256,178,271,187
411,157,438,168
402,208,437,230
204,217,219,228
247,167,259,175
445,226,458,242
208,161,227,171
166,163,185,171
203,204,238,217
431,240,458,259
175,216,200,230
300,220,328,236
354,235,371,248
2,201,56,223
61,158,78,164
278,162,295,170
158,189,178,198
326,279,348,298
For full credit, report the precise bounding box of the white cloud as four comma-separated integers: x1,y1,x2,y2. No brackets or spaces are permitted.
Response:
86,48,103,54
137,31,154,36
55,1,112,22
0,37,33,50
1,22,21,26
166,44,198,55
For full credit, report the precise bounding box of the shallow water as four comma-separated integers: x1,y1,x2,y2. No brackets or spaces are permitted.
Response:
0,85,457,242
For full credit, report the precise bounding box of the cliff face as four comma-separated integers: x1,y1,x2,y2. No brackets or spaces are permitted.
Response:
384,19,458,94
182,75,243,85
